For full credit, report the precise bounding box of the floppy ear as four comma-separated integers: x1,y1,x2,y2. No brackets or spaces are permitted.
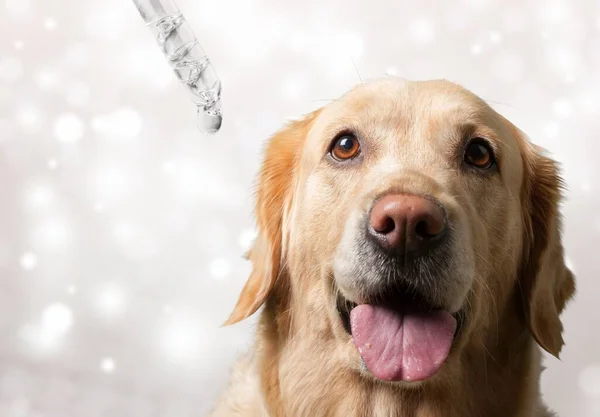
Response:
223,109,322,326
520,142,576,358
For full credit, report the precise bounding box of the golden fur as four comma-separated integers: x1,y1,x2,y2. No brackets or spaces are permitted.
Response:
210,78,575,417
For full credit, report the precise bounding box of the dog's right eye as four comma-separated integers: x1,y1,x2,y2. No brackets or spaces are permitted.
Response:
464,139,496,170
330,134,361,161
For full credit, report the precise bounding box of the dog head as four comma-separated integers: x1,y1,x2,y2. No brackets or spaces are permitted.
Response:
225,78,575,385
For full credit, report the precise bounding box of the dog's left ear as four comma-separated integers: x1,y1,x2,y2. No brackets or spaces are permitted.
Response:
520,138,576,358
223,109,322,326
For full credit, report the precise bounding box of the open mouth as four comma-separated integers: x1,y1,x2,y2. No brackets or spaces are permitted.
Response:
336,286,464,383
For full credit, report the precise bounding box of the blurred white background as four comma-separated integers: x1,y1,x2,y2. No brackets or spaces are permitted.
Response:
0,0,599,415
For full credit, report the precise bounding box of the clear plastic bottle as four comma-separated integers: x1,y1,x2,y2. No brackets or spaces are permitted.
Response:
131,0,222,134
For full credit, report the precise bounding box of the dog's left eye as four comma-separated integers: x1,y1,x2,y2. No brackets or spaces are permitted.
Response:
330,134,361,161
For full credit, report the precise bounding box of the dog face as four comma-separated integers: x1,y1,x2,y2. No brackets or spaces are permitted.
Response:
225,78,575,386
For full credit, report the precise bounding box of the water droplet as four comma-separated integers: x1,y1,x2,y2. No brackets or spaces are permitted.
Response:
197,105,222,134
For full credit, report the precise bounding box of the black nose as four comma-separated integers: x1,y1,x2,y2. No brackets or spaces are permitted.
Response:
368,194,447,255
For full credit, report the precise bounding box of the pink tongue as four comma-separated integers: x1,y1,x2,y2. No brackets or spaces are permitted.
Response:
350,304,456,382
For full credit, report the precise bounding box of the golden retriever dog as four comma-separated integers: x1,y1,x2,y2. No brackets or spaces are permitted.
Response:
210,77,576,417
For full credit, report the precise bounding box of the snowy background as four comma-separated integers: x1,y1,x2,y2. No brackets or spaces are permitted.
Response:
0,0,599,415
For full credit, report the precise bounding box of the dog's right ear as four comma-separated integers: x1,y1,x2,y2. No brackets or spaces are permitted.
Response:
223,109,322,326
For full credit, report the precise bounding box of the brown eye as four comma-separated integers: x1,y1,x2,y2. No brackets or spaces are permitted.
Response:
331,134,361,161
464,139,495,169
